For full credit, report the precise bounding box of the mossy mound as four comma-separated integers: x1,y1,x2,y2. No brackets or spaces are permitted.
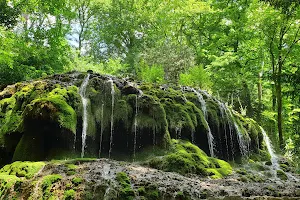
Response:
0,161,45,179
116,172,135,200
0,174,22,198
0,161,44,198
146,139,232,178
42,174,63,198
0,71,271,165
0,79,80,165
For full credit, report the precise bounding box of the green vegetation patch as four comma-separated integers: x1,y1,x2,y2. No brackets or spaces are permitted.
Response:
41,174,62,199
146,139,232,178
277,170,288,180
64,189,76,200
72,177,83,186
116,172,135,200
0,161,45,179
24,95,77,134
0,174,21,197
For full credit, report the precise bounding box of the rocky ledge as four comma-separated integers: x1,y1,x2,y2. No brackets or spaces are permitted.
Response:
0,159,299,200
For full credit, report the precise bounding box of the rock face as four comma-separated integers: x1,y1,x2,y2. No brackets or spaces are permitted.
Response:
0,71,299,199
0,71,268,166
0,159,299,200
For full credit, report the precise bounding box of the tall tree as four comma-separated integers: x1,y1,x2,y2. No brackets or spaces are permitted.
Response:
0,0,20,29
259,0,300,149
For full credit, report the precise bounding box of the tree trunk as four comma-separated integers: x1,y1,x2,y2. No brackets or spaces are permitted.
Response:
257,72,263,122
277,27,285,150
277,59,283,149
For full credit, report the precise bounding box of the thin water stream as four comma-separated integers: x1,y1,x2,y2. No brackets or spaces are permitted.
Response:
192,88,215,157
108,79,115,159
80,74,90,158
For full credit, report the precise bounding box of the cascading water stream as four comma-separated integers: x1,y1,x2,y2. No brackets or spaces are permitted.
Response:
191,88,215,157
108,79,115,159
260,127,279,171
133,90,143,161
217,100,230,160
231,112,249,156
153,126,156,147
133,95,138,161
80,73,90,158
99,103,104,158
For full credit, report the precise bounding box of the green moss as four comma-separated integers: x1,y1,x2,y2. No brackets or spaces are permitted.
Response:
238,176,249,182
42,174,62,189
0,174,21,197
277,170,288,180
65,164,77,176
42,174,62,199
64,189,76,200
206,159,233,179
114,99,132,128
1,83,79,162
175,191,191,200
280,164,290,172
245,174,265,182
116,172,135,200
0,97,22,140
162,100,195,131
0,161,45,179
236,168,247,175
146,139,232,178
72,177,83,186
138,186,146,196
23,96,77,134
144,184,160,200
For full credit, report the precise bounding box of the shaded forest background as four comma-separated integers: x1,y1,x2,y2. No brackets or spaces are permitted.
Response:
0,0,299,161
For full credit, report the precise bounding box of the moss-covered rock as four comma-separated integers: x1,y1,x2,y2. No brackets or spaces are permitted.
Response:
0,161,45,179
146,139,232,178
64,189,76,200
42,174,62,198
116,172,135,200
0,71,272,164
277,170,288,180
0,174,21,197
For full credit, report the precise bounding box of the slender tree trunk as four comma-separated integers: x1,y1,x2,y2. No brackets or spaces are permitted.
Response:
277,30,284,149
78,33,82,57
277,58,283,149
270,52,276,111
257,72,263,122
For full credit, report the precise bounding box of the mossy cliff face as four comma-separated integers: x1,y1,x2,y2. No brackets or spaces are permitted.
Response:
0,71,269,166
0,75,80,165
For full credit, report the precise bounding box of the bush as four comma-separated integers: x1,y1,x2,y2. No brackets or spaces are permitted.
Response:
179,65,212,90
137,62,165,84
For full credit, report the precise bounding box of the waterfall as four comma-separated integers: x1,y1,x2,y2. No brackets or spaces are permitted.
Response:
217,101,230,160
175,126,182,139
260,127,279,171
229,110,249,157
80,73,90,158
133,95,138,161
108,79,115,159
192,88,215,157
99,103,104,158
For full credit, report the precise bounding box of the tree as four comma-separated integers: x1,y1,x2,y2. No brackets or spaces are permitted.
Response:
0,0,20,29
69,0,104,56
90,0,161,73
259,0,300,149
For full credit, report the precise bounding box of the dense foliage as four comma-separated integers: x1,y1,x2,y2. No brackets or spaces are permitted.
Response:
0,0,299,162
